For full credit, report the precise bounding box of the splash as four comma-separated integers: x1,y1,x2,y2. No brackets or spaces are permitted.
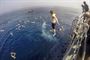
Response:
41,22,57,41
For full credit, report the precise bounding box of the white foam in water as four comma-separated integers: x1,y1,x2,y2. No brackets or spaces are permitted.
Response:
24,20,30,24
16,22,25,30
16,27,21,30
24,20,29,24
16,24,20,26
16,24,21,30
31,21,35,24
0,29,5,32
10,32,13,36
16,26,20,30
41,22,56,41
21,25,25,28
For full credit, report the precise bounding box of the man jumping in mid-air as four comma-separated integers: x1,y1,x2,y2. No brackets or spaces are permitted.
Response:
50,10,59,36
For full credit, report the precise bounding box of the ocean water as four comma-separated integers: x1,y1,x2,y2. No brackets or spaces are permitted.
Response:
0,7,79,60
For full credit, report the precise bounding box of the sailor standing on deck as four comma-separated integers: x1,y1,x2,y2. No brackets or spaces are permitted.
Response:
82,1,89,20
50,10,59,36
82,1,89,13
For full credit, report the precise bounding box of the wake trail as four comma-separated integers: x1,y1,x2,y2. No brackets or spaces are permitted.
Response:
41,22,55,41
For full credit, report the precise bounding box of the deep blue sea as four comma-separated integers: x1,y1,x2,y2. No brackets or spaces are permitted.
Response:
0,7,80,60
